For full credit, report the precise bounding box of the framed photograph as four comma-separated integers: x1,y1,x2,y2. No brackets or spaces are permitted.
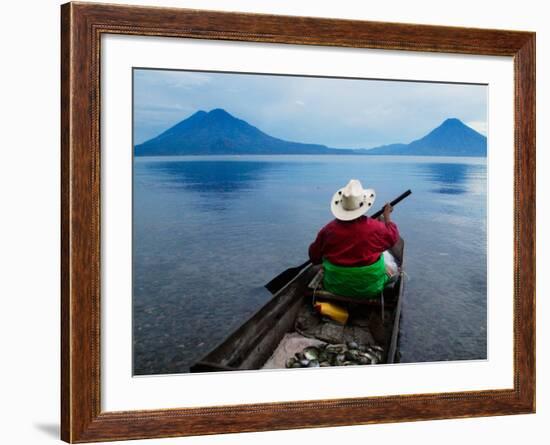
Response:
61,2,535,442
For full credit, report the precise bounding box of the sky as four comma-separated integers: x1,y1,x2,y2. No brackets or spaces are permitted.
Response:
133,68,487,148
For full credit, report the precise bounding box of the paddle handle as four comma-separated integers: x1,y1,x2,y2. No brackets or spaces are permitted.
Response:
370,189,412,219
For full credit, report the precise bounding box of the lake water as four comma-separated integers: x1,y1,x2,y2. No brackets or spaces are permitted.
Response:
133,155,487,375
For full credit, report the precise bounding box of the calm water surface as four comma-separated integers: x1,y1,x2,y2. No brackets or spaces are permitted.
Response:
133,155,487,375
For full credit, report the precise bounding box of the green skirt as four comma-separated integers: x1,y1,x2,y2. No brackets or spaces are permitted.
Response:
322,255,388,299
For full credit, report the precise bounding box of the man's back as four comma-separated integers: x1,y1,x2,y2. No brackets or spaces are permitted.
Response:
308,216,399,267
307,179,400,298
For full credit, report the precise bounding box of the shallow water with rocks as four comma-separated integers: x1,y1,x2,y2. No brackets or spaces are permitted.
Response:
133,155,487,375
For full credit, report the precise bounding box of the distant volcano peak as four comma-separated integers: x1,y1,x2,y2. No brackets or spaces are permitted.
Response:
203,108,241,124
441,117,464,126
208,108,232,116
135,108,336,156
366,117,486,156
428,118,482,138
135,111,487,157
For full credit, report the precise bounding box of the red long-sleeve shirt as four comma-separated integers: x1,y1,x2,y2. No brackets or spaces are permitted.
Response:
308,216,399,267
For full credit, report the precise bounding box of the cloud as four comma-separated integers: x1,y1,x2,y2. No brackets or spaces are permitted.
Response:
133,69,487,148
465,121,488,135
134,70,211,88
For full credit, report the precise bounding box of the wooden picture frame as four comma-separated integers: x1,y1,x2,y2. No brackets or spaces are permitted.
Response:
61,2,535,442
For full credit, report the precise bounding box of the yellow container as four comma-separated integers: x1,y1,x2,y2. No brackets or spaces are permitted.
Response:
314,301,349,325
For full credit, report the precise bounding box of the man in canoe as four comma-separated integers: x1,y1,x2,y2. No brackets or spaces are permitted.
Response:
308,179,399,299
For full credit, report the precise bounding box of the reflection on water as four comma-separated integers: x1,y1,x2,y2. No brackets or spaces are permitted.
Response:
133,155,487,375
145,160,274,194
141,160,277,212
417,162,485,195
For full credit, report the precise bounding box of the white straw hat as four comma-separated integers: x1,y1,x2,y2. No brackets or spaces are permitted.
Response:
330,179,376,221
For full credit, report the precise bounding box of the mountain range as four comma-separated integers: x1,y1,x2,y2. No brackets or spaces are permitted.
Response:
135,108,487,157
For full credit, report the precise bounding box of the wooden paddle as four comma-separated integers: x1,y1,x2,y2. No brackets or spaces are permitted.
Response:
369,189,412,219
264,189,412,294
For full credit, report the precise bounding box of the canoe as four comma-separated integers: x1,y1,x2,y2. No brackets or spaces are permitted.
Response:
190,238,405,372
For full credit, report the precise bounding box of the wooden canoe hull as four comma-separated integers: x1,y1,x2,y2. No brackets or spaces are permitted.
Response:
191,238,405,372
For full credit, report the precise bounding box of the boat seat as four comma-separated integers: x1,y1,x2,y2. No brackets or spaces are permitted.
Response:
305,268,397,308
